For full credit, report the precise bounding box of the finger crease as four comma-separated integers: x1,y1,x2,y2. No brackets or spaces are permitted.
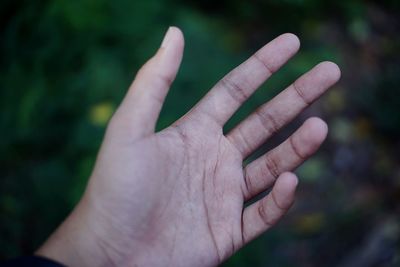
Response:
258,202,273,227
220,77,249,104
289,135,306,160
240,212,246,245
254,108,280,136
156,72,174,88
253,53,274,76
148,88,165,106
292,82,311,105
236,126,252,156
265,154,280,179
271,190,287,211
243,168,253,198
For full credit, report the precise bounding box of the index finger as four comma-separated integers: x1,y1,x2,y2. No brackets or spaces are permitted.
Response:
186,33,300,126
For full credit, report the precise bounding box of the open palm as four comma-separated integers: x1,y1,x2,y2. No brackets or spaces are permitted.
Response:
37,27,340,267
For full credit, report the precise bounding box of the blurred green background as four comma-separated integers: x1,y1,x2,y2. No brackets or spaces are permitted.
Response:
1,0,400,266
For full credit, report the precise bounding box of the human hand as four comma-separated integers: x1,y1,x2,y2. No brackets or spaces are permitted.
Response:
36,27,340,267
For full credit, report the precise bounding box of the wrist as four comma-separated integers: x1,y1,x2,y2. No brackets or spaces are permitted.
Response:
35,196,113,267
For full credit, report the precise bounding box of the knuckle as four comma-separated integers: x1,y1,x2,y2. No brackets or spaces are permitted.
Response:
257,203,274,227
253,53,274,75
265,154,280,179
254,108,280,136
220,77,249,104
292,81,311,105
289,135,307,160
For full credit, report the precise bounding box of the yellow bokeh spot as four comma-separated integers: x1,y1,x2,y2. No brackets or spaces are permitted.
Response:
355,117,372,139
89,102,114,126
294,212,326,235
324,89,346,112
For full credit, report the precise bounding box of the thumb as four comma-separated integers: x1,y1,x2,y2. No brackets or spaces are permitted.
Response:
116,27,184,138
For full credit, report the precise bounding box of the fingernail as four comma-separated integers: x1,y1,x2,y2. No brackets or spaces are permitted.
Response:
161,27,173,48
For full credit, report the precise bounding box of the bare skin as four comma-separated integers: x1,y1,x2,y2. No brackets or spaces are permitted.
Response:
36,27,341,267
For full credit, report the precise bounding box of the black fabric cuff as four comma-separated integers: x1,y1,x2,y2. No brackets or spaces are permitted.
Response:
0,256,65,267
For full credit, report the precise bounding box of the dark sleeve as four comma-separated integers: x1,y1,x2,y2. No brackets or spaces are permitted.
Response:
0,256,65,267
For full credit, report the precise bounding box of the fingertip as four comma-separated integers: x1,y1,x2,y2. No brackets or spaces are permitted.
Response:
169,26,185,47
293,118,328,158
255,32,300,74
154,26,185,78
304,117,328,141
161,26,184,49
169,26,182,33
281,33,301,51
279,172,299,188
323,61,341,78
317,61,341,84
